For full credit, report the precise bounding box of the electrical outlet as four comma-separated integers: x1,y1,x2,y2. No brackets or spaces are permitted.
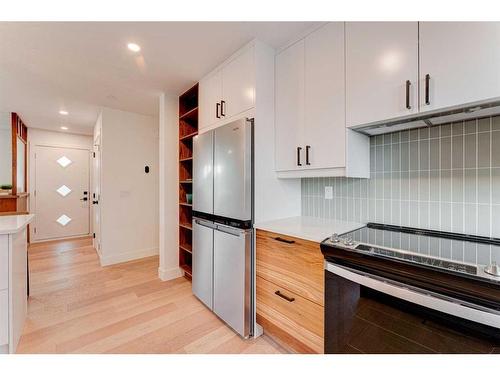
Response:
325,186,333,200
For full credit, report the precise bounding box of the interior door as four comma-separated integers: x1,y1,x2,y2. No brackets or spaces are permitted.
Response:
345,22,419,127
214,119,252,221
222,46,255,119
34,146,90,241
419,22,500,112
192,218,215,309
199,70,222,131
92,137,101,252
275,39,305,171
213,226,251,337
304,22,346,169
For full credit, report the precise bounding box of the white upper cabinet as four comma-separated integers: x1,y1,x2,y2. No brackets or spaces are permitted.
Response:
275,39,304,172
199,45,256,132
304,22,345,169
199,69,222,131
419,22,500,112
275,23,369,178
222,47,255,119
345,22,419,127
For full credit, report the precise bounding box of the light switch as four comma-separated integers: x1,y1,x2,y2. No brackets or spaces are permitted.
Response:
325,186,333,200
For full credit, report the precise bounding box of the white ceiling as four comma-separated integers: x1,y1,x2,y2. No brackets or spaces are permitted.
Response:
0,22,320,135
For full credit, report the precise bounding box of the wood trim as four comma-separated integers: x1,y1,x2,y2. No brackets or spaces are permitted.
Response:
10,113,28,196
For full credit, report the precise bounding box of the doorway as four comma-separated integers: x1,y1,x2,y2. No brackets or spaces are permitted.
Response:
33,145,91,241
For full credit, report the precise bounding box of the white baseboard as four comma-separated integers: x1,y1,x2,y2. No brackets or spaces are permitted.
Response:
99,247,158,266
158,266,183,281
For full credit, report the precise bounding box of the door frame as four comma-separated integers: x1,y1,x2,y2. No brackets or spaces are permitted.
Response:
30,143,92,243
92,135,101,256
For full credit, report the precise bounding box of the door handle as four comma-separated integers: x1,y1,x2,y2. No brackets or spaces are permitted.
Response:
92,200,99,205
80,197,88,201
405,80,411,110
305,145,311,166
297,147,302,166
195,219,217,229
220,100,226,117
275,290,295,303
216,102,221,119
274,237,295,244
425,74,431,105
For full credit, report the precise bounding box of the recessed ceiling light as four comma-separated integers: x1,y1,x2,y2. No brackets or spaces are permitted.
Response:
59,110,68,115
60,126,68,130
127,43,141,52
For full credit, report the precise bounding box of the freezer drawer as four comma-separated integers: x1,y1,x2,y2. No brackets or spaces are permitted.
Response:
193,131,214,215
214,118,252,221
192,218,215,309
213,225,252,338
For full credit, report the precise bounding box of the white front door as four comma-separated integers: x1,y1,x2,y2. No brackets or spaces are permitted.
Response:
34,146,90,241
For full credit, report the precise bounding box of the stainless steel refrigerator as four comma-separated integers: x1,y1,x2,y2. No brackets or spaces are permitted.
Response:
192,118,253,338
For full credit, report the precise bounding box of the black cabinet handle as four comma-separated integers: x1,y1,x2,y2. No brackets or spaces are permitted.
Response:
216,102,221,118
275,290,295,302
221,100,226,117
92,200,99,205
425,74,431,105
305,145,311,165
297,147,302,166
405,80,411,110
274,237,295,244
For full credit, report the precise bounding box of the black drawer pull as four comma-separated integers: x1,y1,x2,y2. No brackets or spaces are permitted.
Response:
274,237,295,244
275,290,295,302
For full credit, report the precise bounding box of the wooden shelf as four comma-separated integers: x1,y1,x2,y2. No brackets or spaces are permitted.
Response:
178,83,198,282
179,131,198,141
179,106,198,121
179,222,192,230
180,243,192,254
180,264,192,277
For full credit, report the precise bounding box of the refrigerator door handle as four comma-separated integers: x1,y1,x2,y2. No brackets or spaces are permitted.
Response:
194,219,217,229
215,225,245,237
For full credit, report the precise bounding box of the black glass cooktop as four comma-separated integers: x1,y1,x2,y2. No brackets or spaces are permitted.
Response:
323,223,500,280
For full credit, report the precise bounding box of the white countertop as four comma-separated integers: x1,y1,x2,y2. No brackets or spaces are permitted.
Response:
254,216,365,243
0,214,34,235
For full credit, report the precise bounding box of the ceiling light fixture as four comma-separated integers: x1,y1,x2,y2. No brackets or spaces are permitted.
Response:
60,126,68,130
59,110,68,115
127,43,141,52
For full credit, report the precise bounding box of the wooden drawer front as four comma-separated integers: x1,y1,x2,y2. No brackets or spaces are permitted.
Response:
256,230,324,306
256,276,323,353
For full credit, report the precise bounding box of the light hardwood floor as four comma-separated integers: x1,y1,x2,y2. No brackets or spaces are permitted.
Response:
17,237,286,354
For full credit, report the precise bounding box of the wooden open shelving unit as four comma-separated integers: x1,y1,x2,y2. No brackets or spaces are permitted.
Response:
178,83,198,280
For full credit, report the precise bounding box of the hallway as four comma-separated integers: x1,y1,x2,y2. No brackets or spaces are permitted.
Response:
17,238,284,354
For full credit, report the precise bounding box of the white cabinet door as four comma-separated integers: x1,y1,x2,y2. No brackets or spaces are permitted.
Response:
419,22,500,112
10,229,27,353
275,40,305,171
304,22,345,169
346,22,419,127
0,236,7,290
199,69,222,131
222,47,255,119
0,289,7,346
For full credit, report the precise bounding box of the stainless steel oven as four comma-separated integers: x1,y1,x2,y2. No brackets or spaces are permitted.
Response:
321,223,500,354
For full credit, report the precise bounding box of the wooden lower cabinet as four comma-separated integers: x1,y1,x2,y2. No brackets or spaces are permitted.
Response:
256,276,323,353
256,229,324,353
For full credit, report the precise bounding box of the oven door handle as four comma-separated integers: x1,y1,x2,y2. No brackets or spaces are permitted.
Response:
325,262,500,329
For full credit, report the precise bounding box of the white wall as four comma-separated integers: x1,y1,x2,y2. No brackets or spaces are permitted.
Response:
28,128,93,240
254,41,301,223
0,112,12,187
99,108,159,266
158,93,182,281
